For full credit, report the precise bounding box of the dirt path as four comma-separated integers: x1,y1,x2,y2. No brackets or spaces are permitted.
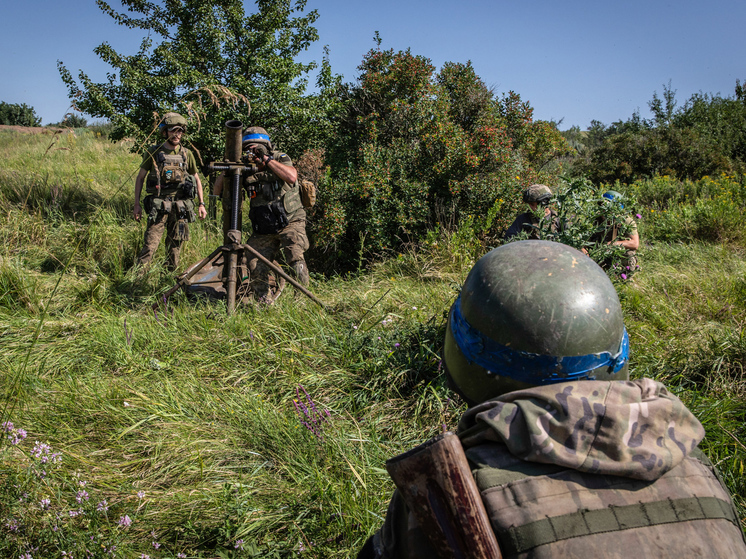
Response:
0,124,67,134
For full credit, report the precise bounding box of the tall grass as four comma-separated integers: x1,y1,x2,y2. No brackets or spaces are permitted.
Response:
0,131,743,557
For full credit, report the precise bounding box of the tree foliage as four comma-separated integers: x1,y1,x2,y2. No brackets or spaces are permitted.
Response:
315,46,573,265
572,81,746,183
58,0,340,166
0,102,42,127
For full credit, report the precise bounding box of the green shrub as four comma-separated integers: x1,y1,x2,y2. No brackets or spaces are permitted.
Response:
0,102,41,127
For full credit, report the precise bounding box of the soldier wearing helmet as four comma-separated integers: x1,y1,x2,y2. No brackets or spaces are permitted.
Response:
359,241,745,559
213,126,309,300
133,112,207,271
587,190,640,276
503,184,558,241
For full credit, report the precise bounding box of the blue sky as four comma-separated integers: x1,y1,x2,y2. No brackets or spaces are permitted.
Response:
1,0,743,129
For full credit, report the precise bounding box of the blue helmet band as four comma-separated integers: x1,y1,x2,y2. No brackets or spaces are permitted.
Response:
242,133,270,143
450,295,629,385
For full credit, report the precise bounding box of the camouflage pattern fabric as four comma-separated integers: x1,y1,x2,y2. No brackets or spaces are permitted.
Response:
137,205,186,271
245,220,309,297
358,379,746,559
458,378,704,481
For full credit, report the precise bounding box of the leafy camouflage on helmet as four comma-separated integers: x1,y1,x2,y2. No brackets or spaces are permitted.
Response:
458,378,705,481
522,184,552,204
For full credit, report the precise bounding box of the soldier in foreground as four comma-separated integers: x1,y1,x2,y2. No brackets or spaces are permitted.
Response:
214,126,309,301
503,184,557,241
359,240,746,558
133,113,207,271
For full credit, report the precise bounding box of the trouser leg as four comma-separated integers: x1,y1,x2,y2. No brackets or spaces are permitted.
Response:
246,234,280,299
280,221,310,286
137,215,167,267
165,213,185,271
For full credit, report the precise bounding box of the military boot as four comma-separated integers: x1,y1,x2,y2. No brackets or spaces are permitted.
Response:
291,260,310,286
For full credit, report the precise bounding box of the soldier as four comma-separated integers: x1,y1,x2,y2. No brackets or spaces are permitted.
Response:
214,126,309,300
503,184,558,241
588,190,640,275
359,241,746,558
133,112,207,271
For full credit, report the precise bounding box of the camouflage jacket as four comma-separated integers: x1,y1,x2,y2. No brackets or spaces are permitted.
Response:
361,379,746,558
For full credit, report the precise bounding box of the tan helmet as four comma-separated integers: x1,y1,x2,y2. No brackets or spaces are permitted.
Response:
159,112,188,135
523,184,552,205
242,126,272,150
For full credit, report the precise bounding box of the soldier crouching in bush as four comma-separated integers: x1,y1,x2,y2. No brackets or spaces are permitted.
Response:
503,184,558,241
214,126,310,301
359,240,746,559
133,112,207,271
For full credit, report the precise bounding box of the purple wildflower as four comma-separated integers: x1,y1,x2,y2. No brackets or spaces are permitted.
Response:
40,498,50,510
394,343,400,348
137,491,145,499
5,518,19,532
621,273,628,280
292,385,331,441
118,515,132,528
140,555,150,559
1,421,13,431
97,500,109,512
234,539,245,550
20,553,32,559
177,554,187,558
636,214,642,219
152,542,160,550
76,490,89,503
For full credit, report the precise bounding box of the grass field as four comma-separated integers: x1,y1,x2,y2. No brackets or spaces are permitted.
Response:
0,129,744,558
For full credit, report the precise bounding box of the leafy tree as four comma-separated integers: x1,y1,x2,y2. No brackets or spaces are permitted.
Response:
48,113,88,128
0,102,41,127
316,46,572,265
571,81,746,183
58,0,340,167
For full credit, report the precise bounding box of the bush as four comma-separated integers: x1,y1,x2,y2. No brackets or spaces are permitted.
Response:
0,102,41,127
317,48,572,268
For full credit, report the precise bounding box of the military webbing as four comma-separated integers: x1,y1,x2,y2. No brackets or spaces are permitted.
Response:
497,495,740,555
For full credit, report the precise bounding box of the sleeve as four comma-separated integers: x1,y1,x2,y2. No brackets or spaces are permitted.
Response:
186,150,199,176
503,214,527,241
276,151,293,168
140,147,156,172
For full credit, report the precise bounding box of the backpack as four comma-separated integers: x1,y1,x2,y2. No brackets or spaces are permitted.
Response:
299,179,316,208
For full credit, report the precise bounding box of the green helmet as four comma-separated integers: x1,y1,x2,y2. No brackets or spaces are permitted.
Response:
444,240,629,405
159,112,187,134
523,184,552,205
242,126,272,150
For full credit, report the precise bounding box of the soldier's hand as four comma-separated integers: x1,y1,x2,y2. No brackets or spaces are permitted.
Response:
134,203,142,222
198,203,207,220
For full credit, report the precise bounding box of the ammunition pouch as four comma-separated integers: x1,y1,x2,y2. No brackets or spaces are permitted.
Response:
145,196,172,226
249,201,288,235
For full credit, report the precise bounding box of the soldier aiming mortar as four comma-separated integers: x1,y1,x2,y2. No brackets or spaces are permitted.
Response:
156,120,323,313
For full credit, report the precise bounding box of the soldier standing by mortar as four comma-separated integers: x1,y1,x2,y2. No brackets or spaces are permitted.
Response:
359,240,746,559
133,112,207,271
214,126,309,301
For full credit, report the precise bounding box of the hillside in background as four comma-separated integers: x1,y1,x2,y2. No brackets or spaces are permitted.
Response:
0,129,744,557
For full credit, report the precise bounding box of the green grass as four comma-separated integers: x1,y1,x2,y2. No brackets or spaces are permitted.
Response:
0,131,744,557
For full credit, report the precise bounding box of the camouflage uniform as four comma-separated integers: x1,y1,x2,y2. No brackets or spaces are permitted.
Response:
361,379,746,558
221,149,309,298
137,144,199,271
